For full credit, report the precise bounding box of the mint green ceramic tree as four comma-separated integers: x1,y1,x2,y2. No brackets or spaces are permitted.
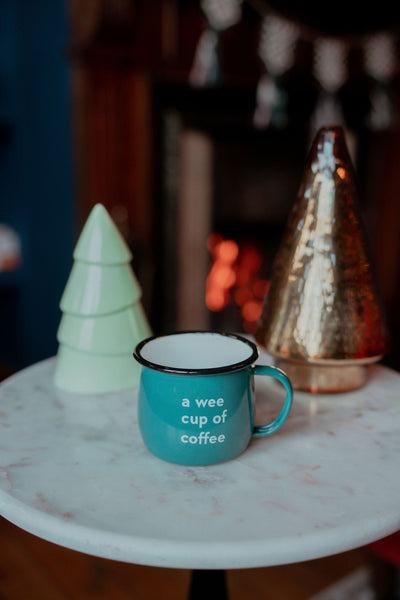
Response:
54,204,152,394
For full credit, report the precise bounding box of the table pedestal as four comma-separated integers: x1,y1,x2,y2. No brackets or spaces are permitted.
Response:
189,570,227,600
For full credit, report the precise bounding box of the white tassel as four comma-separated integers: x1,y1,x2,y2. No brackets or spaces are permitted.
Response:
310,91,345,135
253,74,283,128
364,32,397,130
313,37,347,94
258,14,298,76
189,0,242,87
189,29,220,87
311,37,347,134
201,0,242,30
364,32,397,82
254,13,298,128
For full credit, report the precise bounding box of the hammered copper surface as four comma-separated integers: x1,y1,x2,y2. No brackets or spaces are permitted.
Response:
256,126,390,371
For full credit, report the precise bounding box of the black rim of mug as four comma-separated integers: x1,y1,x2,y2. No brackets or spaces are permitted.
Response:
133,331,259,375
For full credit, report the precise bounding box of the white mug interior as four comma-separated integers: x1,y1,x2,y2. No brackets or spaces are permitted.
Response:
138,332,255,371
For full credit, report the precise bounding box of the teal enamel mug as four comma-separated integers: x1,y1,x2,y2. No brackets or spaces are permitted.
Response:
133,331,293,466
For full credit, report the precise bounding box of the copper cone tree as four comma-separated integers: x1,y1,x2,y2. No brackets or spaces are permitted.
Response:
256,126,390,392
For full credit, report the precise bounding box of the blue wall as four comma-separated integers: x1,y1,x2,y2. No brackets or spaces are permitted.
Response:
0,0,74,369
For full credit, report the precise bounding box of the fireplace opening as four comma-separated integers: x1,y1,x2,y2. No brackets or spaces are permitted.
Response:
153,84,308,335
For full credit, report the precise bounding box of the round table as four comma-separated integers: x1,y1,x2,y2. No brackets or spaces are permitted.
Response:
0,355,400,572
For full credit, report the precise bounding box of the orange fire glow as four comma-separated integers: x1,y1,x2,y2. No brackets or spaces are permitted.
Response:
205,234,270,333
205,237,239,312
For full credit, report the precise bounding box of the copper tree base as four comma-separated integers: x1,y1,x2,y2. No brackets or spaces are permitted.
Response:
274,358,373,393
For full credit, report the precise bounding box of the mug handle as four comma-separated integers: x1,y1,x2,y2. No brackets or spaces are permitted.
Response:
249,364,293,437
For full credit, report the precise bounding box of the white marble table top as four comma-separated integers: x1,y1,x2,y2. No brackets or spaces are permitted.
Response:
0,353,400,570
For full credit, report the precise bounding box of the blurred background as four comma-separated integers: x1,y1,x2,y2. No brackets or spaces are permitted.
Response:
1,0,400,374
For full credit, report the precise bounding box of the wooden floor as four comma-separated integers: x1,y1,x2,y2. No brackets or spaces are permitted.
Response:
0,516,390,600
